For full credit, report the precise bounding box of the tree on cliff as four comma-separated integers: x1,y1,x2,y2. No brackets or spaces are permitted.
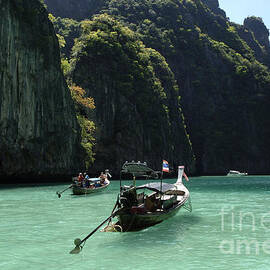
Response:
70,85,96,169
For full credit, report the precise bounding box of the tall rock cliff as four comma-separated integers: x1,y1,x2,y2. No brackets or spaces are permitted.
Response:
201,0,226,18
45,0,270,174
0,0,83,178
244,17,270,50
241,16,270,67
71,15,195,173
95,0,270,174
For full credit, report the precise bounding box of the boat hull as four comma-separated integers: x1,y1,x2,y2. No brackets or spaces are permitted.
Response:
116,201,185,231
72,182,110,195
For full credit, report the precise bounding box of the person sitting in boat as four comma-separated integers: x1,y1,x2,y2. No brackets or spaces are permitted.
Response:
97,172,106,186
99,171,106,180
77,173,84,186
102,178,109,186
101,169,111,185
105,169,112,178
84,172,90,188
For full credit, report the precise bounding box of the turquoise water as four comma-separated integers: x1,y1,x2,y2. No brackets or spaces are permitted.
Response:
1,176,270,269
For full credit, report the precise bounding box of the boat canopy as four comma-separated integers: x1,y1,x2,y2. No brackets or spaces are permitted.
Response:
120,161,160,178
137,182,175,193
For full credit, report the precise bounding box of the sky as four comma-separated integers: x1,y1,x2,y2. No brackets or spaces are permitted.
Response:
218,0,270,31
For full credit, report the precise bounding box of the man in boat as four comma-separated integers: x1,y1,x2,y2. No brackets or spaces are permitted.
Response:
105,169,112,178
99,172,107,186
77,173,84,186
84,172,90,188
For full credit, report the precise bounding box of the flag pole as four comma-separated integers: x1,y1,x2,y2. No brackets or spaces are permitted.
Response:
160,161,164,196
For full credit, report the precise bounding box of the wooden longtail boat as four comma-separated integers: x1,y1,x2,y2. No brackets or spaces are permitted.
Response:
56,171,111,198
72,170,111,195
72,178,110,195
104,161,192,232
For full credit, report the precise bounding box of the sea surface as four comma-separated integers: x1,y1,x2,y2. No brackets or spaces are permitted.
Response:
1,176,270,270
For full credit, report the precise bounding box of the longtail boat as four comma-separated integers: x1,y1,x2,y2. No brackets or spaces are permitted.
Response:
56,170,111,198
72,170,111,195
104,161,192,232
72,178,110,195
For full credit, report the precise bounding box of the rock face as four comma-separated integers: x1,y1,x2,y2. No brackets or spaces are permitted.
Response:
72,15,195,174
44,0,270,175
201,0,226,18
244,17,270,49
240,17,270,67
0,0,83,178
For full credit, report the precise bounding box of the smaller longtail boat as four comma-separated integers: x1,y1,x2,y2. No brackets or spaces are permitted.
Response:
56,170,111,198
72,170,111,195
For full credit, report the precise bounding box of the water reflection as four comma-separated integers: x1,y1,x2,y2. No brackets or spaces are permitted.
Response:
97,213,202,250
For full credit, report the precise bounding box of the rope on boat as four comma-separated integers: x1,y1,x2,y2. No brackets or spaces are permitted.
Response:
114,224,123,232
102,223,123,232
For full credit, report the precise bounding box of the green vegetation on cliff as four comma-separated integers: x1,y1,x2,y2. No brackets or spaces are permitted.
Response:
71,14,195,172
70,85,96,168
46,0,270,174
97,0,270,173
48,13,81,58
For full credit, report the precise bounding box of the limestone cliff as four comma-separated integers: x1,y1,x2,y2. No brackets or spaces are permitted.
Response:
44,0,270,175
244,17,270,49
0,0,83,178
240,16,270,67
71,15,195,174
201,0,226,18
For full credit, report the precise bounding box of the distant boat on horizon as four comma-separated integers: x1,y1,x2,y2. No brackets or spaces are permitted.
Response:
227,170,248,176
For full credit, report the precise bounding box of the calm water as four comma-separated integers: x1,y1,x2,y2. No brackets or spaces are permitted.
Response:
1,176,270,270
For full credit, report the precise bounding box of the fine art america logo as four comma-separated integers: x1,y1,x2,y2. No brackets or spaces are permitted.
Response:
219,206,270,255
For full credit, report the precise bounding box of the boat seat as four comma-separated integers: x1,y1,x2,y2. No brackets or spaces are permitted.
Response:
161,195,177,210
145,196,155,212
144,195,161,212
137,192,144,204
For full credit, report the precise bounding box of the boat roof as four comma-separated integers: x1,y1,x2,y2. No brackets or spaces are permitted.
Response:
137,182,175,193
121,161,157,176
